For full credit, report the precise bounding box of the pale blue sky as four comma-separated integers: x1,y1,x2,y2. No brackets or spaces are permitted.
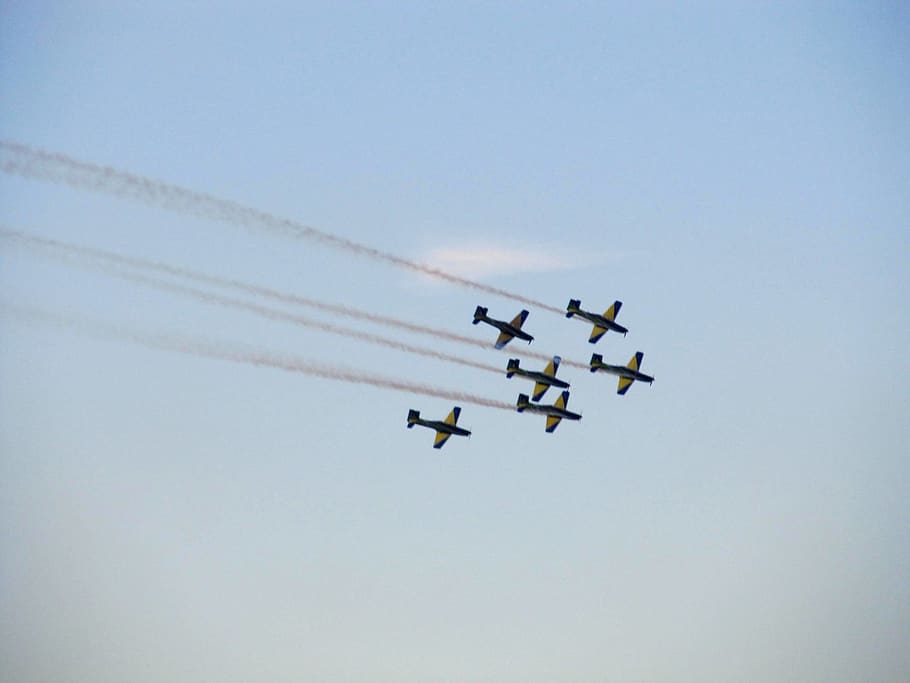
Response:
1,3,908,681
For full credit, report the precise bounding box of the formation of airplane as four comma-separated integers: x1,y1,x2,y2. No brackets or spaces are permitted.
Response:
473,306,534,349
516,390,582,433
506,355,569,402
590,352,654,395
407,298,655,447
407,406,471,449
565,299,628,343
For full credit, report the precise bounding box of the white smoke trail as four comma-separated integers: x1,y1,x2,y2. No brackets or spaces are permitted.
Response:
0,141,564,314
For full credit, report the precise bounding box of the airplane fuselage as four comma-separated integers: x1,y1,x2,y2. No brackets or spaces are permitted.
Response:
510,367,570,389
477,314,534,343
570,308,628,335
411,418,472,437
517,403,582,421
591,363,654,383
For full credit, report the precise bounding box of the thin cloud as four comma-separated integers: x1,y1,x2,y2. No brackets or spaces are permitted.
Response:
420,244,608,280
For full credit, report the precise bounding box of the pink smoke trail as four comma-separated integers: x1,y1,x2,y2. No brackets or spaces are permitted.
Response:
1,302,515,411
0,226,589,370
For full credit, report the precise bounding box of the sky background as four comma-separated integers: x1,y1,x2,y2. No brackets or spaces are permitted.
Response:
1,2,908,681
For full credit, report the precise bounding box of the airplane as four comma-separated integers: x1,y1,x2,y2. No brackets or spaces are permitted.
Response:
516,390,582,433
407,406,472,449
506,355,570,402
473,306,534,349
590,352,654,395
565,299,628,343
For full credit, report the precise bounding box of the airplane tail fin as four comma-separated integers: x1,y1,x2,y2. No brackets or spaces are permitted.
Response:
566,298,580,318
516,393,530,412
407,409,420,428
472,306,487,324
506,358,520,378
590,353,603,372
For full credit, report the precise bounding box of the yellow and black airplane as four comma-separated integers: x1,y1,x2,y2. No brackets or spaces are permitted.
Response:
473,306,533,349
590,352,654,395
407,406,471,449
566,299,628,343
516,390,582,433
506,355,569,402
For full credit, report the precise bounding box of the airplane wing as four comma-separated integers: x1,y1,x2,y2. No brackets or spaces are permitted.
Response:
509,310,529,328
617,377,634,395
627,351,644,371
554,391,569,410
532,382,549,402
543,356,560,377
444,407,461,425
494,330,514,349
602,300,622,320
545,415,562,433
589,325,608,344
433,431,452,449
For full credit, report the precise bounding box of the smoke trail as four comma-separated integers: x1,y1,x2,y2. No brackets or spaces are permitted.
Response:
18,247,505,376
0,227,590,370
0,227,497,349
0,302,515,411
0,140,564,314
